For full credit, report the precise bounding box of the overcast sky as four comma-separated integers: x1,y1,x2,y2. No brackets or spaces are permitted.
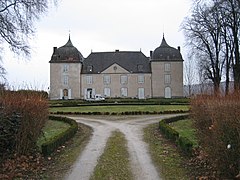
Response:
3,0,192,90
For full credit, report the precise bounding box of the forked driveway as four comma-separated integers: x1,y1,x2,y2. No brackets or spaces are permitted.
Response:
65,114,180,180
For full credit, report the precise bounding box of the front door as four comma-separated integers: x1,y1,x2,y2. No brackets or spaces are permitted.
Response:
87,88,93,99
63,89,68,99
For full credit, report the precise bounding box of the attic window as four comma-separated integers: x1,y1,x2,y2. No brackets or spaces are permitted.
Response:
87,66,93,72
137,64,143,72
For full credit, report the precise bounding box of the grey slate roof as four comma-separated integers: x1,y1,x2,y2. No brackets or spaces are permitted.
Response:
50,36,84,63
82,51,151,74
152,36,183,61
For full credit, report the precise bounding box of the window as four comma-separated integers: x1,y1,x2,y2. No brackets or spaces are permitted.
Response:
87,66,93,72
103,75,111,85
63,64,69,72
120,75,128,84
137,64,144,72
63,75,68,85
121,88,128,97
165,87,172,98
138,75,144,84
104,88,111,97
86,76,93,84
164,74,171,84
138,88,145,99
164,63,171,72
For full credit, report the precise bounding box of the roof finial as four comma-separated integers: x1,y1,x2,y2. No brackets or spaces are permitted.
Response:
64,30,73,46
163,24,165,37
68,30,71,40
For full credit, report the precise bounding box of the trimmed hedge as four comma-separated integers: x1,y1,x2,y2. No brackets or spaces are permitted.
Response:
50,110,189,116
49,98,190,108
177,136,193,154
41,116,78,156
159,115,194,155
159,121,179,141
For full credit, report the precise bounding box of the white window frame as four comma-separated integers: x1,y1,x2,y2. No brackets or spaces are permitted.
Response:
164,74,171,84
121,87,128,97
86,76,93,84
104,87,111,97
63,64,69,72
138,75,144,84
120,75,128,85
63,75,68,85
103,75,111,85
138,88,145,99
164,63,171,72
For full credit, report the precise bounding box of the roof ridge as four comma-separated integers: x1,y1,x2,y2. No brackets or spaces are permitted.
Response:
91,51,144,54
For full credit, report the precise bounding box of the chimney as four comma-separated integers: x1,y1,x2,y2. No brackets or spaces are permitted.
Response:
177,46,181,52
150,51,153,58
53,47,57,53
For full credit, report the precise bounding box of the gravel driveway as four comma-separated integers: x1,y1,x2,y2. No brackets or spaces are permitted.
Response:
65,114,180,180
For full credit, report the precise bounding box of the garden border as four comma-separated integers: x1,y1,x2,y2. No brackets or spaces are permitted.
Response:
159,115,194,154
50,110,189,116
41,116,78,156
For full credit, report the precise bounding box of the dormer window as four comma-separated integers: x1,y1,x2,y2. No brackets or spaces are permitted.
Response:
87,66,93,72
137,64,143,72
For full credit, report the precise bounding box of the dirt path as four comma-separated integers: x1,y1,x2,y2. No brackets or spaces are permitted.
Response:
65,114,180,180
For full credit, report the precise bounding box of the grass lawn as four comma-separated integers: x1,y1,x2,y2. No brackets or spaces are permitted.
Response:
50,105,189,113
170,119,198,147
37,120,71,148
41,123,92,179
91,131,133,180
144,123,189,179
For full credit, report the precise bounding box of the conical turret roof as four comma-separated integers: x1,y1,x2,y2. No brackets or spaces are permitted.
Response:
50,35,84,63
152,35,182,61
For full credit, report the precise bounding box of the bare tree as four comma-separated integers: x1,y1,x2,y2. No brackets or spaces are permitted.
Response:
184,56,197,96
0,0,57,58
186,0,240,93
219,0,240,90
182,3,224,94
0,65,6,83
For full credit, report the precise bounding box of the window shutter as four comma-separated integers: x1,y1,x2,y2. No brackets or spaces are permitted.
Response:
60,89,63,99
68,89,72,99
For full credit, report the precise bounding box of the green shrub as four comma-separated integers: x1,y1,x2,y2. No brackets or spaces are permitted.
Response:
159,121,179,141
41,116,78,156
62,101,79,107
177,136,193,154
163,115,189,124
159,115,194,155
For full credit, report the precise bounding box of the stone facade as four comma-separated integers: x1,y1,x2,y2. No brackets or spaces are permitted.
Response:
49,35,183,100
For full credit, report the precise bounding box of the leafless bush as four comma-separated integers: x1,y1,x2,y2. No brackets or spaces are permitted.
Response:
0,90,48,155
191,93,240,178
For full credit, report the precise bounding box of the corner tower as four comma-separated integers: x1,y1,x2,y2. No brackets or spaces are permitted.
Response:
150,35,183,98
49,36,83,100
